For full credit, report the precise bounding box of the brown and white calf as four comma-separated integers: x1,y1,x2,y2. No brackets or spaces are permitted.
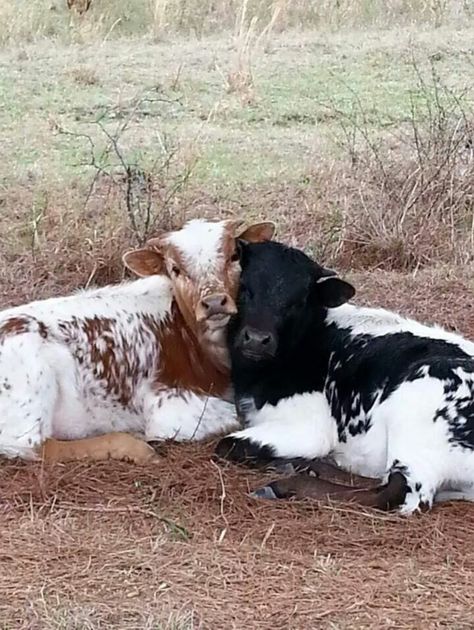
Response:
0,218,275,463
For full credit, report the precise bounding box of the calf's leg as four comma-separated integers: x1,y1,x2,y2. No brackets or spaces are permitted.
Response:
145,387,238,442
216,392,336,463
272,457,379,487
252,470,408,511
380,378,460,514
40,433,158,464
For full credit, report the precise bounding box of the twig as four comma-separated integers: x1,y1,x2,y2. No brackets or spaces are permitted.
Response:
56,89,195,244
191,395,210,441
210,460,229,528
260,522,275,549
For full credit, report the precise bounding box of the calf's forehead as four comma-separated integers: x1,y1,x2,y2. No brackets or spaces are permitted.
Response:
166,220,230,276
242,243,314,293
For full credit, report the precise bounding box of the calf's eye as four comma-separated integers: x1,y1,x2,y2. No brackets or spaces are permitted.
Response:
230,240,242,263
171,265,181,277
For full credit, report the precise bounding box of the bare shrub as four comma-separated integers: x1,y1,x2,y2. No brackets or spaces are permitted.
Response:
319,62,474,270
218,0,283,105
0,92,202,305
68,65,100,86
55,93,199,246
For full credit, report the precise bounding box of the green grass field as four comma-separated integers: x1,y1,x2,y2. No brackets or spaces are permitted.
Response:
1,26,473,187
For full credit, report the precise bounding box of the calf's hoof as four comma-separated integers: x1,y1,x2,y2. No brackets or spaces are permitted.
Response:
250,485,279,500
251,478,296,500
375,471,410,511
111,436,160,465
250,481,291,500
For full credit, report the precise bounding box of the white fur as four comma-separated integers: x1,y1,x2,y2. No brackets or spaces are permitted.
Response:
143,387,237,441
230,393,337,459
166,219,226,275
327,304,474,356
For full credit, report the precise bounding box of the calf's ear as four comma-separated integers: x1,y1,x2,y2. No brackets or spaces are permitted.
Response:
315,275,355,308
237,221,276,243
122,248,166,277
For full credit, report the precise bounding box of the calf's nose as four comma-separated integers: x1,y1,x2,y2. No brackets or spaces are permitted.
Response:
200,293,236,318
202,294,228,310
240,326,276,357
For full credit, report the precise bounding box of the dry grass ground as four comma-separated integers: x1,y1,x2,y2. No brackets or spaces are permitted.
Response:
2,269,474,629
1,2,474,628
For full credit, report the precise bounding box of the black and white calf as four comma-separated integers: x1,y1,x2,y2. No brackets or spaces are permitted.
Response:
216,240,474,514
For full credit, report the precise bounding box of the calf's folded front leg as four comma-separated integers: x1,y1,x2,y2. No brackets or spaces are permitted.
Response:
145,387,238,442
216,392,337,463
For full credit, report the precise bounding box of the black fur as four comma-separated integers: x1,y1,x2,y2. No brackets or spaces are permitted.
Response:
215,436,277,463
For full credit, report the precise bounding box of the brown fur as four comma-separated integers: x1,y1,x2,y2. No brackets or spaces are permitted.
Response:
81,316,128,406
56,307,229,407
0,316,32,338
157,304,229,397
57,315,161,409
0,316,49,345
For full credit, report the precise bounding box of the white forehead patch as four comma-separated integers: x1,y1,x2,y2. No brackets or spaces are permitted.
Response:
166,219,228,275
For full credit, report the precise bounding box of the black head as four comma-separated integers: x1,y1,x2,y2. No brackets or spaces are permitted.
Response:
230,240,355,362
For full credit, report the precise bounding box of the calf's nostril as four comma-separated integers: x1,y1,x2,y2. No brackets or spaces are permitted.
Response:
244,330,251,342
261,335,271,346
202,295,228,311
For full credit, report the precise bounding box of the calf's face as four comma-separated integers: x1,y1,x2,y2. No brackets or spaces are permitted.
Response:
231,241,355,362
123,219,275,336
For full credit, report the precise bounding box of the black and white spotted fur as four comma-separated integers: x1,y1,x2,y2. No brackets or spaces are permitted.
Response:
216,240,474,514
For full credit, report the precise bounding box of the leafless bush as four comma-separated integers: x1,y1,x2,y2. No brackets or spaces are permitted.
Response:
0,91,202,299
218,0,284,105
56,92,199,246
321,61,474,270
